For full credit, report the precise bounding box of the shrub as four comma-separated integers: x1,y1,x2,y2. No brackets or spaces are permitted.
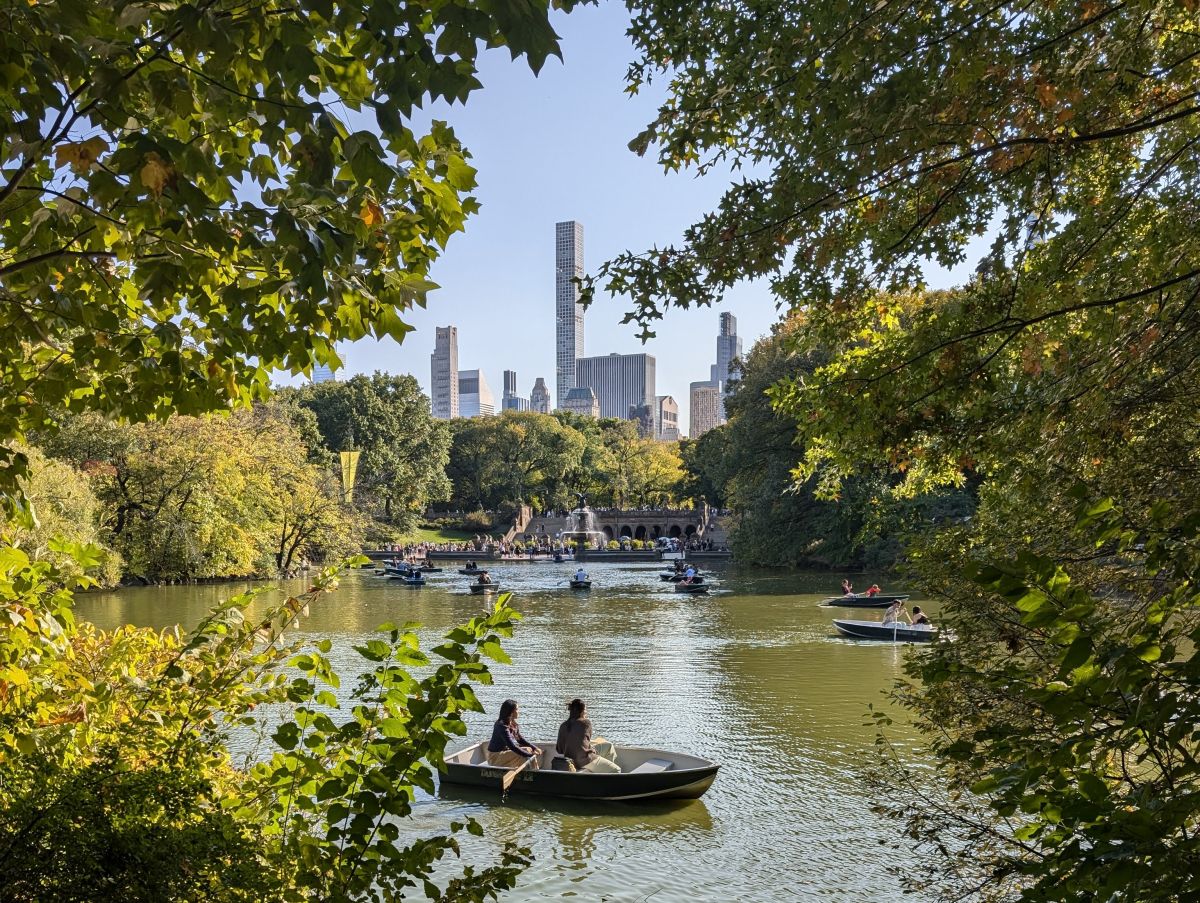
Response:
0,544,530,900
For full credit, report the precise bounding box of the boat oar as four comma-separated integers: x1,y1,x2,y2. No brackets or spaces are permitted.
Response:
501,754,534,794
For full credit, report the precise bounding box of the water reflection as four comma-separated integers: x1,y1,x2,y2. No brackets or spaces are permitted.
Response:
76,563,934,901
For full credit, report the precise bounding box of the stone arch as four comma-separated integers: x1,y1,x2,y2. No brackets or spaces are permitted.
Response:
634,525,648,540
668,524,682,538
619,525,633,538
651,525,662,539
602,525,614,541
685,524,697,537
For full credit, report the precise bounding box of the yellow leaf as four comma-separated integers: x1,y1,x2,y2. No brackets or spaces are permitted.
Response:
1035,82,1057,109
359,200,384,227
54,137,108,172
140,152,174,196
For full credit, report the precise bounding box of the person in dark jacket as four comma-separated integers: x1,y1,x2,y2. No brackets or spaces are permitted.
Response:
556,698,620,773
486,699,540,769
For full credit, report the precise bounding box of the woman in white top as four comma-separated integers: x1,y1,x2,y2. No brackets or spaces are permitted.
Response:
882,599,911,626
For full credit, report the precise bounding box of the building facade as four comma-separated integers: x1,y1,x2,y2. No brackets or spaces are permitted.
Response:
501,369,529,411
655,395,680,441
430,326,459,420
457,369,495,418
555,220,585,408
690,380,722,438
530,377,552,414
563,386,600,419
629,403,655,438
712,312,743,421
311,363,335,384
574,352,656,420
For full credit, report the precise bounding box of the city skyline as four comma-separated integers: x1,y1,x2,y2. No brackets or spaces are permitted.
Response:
281,4,978,427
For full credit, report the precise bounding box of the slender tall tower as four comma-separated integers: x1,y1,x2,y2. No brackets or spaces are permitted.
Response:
555,220,585,408
430,326,459,419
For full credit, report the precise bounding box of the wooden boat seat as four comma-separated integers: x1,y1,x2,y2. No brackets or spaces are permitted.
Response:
628,757,674,774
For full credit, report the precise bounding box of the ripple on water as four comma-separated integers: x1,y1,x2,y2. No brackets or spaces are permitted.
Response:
76,564,934,902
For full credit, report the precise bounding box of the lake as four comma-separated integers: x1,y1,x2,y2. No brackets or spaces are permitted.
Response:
76,561,934,902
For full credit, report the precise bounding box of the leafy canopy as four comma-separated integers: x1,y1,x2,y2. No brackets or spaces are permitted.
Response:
0,0,587,500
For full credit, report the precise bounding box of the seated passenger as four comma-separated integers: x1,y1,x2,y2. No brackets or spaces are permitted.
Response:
841,578,854,596
574,567,589,582
476,571,492,584
556,698,620,773
486,699,540,769
912,606,933,627
866,583,881,597
882,599,911,626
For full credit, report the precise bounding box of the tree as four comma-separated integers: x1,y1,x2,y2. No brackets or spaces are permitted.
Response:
288,374,451,529
0,0,586,503
9,446,123,587
446,411,585,512
607,2,1200,896
42,407,357,581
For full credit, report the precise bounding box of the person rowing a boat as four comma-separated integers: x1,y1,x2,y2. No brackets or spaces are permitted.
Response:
682,564,698,585
881,598,911,626
841,578,854,597
486,699,540,770
556,698,620,773
574,567,589,582
476,571,493,585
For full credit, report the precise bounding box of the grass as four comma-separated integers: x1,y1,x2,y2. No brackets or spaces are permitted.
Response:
395,526,499,544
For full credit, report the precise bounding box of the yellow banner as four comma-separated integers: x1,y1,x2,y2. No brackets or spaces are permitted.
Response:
338,450,360,504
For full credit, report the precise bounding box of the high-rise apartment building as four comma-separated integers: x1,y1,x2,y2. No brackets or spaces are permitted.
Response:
563,387,601,419
503,370,518,399
555,220,585,408
575,352,656,420
457,369,495,417
690,381,722,438
430,326,459,420
530,377,552,414
656,395,680,441
711,312,743,421
715,312,743,389
311,363,335,384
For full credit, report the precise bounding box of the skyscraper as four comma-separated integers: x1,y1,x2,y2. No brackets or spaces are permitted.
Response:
690,381,722,438
500,369,528,411
530,377,551,414
656,395,680,441
715,312,743,389
311,363,335,384
575,352,655,420
430,326,459,420
555,220,585,408
457,369,495,417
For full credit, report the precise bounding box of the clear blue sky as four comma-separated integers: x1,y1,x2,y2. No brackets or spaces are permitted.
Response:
290,3,980,432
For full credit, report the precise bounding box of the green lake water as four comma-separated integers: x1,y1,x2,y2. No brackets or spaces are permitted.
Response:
76,562,936,902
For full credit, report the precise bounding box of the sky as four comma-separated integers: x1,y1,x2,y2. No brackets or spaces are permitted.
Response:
279,3,783,431
290,3,985,432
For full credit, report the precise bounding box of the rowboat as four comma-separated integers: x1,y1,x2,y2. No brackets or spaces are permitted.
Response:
569,579,591,590
393,575,426,586
674,581,708,594
458,567,483,575
832,619,937,642
659,572,692,582
442,742,719,801
384,565,413,577
419,565,442,573
820,593,910,608
468,583,500,594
